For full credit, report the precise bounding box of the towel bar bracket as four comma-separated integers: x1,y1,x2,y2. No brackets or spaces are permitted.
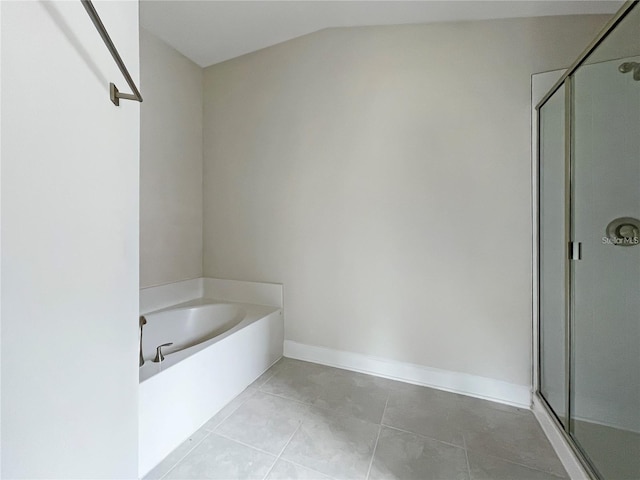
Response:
110,83,139,106
82,0,143,106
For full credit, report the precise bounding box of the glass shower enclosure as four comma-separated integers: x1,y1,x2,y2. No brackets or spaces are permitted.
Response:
537,1,640,478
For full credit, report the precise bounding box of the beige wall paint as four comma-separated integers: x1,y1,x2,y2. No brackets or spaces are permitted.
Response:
140,28,203,288
202,15,609,387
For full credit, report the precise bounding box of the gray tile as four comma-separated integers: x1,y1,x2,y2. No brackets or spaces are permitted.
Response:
250,358,286,389
165,433,276,480
266,459,333,480
382,383,467,446
143,428,210,479
383,384,534,449
261,359,391,423
463,409,567,477
312,373,390,424
456,393,531,417
455,395,533,438
202,386,257,431
216,391,308,454
259,359,334,400
281,406,380,480
468,451,567,480
369,426,469,480
148,361,565,480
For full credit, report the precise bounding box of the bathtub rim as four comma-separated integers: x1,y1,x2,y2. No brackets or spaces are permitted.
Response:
139,298,280,384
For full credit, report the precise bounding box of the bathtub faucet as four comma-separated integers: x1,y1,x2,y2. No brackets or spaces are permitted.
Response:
139,315,147,367
154,343,173,363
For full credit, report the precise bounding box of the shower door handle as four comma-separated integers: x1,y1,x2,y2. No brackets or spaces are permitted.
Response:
569,241,582,260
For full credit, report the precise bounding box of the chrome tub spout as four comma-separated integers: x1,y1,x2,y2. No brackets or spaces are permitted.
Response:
139,315,147,367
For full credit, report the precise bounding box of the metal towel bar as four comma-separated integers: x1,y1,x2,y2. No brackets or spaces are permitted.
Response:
81,0,142,106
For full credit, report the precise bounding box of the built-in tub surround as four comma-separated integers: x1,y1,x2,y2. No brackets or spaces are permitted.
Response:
138,278,284,477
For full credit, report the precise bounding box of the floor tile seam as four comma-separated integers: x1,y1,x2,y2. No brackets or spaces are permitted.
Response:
464,447,569,478
278,422,302,459
262,422,304,480
379,423,465,450
257,390,382,428
365,424,383,480
365,394,388,480
213,431,279,459
379,392,390,425
308,402,383,429
278,458,339,480
462,435,472,479
255,368,279,389
457,397,531,415
261,452,280,480
256,389,315,409
389,390,530,417
205,388,259,432
158,430,214,480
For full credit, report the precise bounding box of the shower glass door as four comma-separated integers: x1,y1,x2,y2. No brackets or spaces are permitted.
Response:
570,5,640,478
539,86,567,426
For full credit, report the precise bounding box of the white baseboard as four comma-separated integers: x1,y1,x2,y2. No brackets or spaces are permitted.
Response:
532,395,590,479
284,341,531,408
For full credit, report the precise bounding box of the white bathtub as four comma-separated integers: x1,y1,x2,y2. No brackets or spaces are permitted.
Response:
139,299,276,382
138,296,283,477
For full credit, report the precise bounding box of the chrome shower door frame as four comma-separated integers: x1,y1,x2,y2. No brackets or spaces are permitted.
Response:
533,2,639,479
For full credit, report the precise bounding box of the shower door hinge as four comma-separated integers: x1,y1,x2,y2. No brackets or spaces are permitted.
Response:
569,241,582,260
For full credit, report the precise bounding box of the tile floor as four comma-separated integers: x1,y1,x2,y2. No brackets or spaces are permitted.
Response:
144,358,567,480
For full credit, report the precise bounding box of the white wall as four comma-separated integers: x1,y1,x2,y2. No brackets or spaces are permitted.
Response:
140,28,203,288
203,15,608,387
0,1,3,474
1,1,139,477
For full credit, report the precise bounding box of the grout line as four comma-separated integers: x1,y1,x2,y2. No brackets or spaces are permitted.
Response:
256,370,277,388
261,456,279,480
254,360,282,389
205,388,258,432
214,431,279,458
365,393,389,480
156,385,261,478
257,390,315,408
379,392,390,425
261,386,390,428
462,435,472,479
365,425,383,480
379,424,465,450
262,422,303,480
158,430,213,480
278,423,301,458
159,386,261,478
464,448,568,479
279,459,336,480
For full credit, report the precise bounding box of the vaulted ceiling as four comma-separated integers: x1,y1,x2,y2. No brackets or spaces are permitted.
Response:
140,1,621,67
